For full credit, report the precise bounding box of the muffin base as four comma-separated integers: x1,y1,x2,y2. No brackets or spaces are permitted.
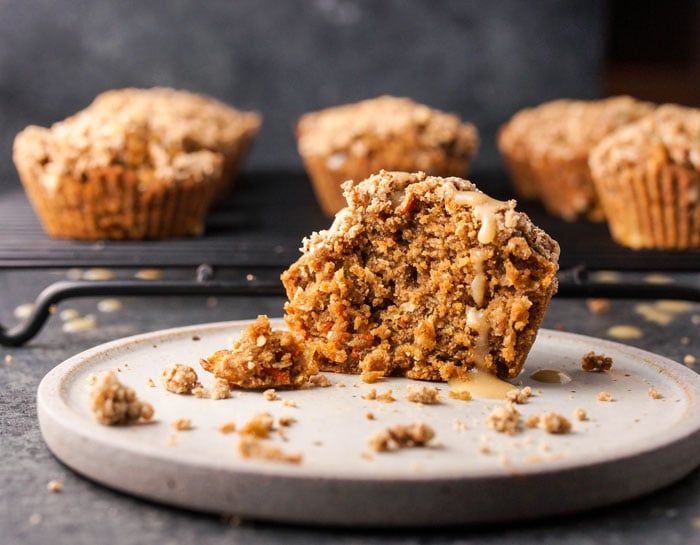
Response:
18,165,218,240
533,155,604,222
501,151,541,201
595,163,700,249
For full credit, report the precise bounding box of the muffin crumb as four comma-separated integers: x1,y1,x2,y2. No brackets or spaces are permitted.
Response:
581,351,613,372
201,315,316,390
597,391,613,401
218,421,236,434
161,364,200,394
573,407,587,421
309,374,332,388
278,415,296,427
367,422,435,452
239,412,275,438
90,370,154,425
586,298,610,314
405,384,440,404
538,412,572,434
172,418,192,431
47,480,62,493
209,378,231,400
505,386,532,404
263,388,280,401
486,404,522,435
648,387,663,399
449,390,472,401
237,436,302,464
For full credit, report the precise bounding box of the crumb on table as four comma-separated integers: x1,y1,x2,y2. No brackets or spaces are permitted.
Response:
581,351,613,372
90,370,154,425
586,298,610,314
47,480,62,493
573,407,587,421
367,422,435,452
161,363,200,394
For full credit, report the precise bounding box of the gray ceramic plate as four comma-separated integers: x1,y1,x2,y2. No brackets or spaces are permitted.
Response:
37,319,700,526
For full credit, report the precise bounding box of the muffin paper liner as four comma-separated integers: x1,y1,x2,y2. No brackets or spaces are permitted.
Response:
532,155,604,222
594,162,700,249
18,165,218,240
301,150,472,217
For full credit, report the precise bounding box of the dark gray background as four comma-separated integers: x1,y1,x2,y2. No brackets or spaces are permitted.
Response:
0,0,606,193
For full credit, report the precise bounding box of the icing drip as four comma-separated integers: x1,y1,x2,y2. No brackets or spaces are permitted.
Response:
452,190,506,244
470,248,487,308
448,371,514,400
466,307,490,368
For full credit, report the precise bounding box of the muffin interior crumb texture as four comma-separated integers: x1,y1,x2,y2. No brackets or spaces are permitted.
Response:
282,171,559,381
200,315,318,389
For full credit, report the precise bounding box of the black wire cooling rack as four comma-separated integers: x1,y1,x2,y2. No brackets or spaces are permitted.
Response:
1,172,698,346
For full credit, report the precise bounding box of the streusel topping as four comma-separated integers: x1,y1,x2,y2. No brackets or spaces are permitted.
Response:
297,96,478,160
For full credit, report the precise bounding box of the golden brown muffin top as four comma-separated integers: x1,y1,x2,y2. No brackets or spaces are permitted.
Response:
499,96,655,160
296,96,478,159
590,104,700,177
13,87,261,191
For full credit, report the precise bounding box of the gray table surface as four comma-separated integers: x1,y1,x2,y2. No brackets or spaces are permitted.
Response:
1,267,699,545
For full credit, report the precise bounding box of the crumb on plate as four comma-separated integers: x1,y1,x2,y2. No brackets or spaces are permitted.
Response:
239,412,274,438
90,370,154,425
505,386,532,404
367,422,435,452
161,363,200,394
486,404,522,435
581,351,613,372
405,384,440,404
237,436,302,464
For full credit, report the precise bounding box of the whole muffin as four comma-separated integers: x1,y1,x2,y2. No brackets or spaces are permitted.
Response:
13,88,261,240
296,96,479,216
589,104,700,249
282,170,559,381
498,96,655,221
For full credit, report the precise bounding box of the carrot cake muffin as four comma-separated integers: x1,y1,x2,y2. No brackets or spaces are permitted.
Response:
498,96,654,221
282,170,559,381
589,104,700,249
200,315,318,389
13,87,260,240
296,96,478,216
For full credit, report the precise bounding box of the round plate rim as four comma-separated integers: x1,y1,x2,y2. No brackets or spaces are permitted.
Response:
37,319,700,526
